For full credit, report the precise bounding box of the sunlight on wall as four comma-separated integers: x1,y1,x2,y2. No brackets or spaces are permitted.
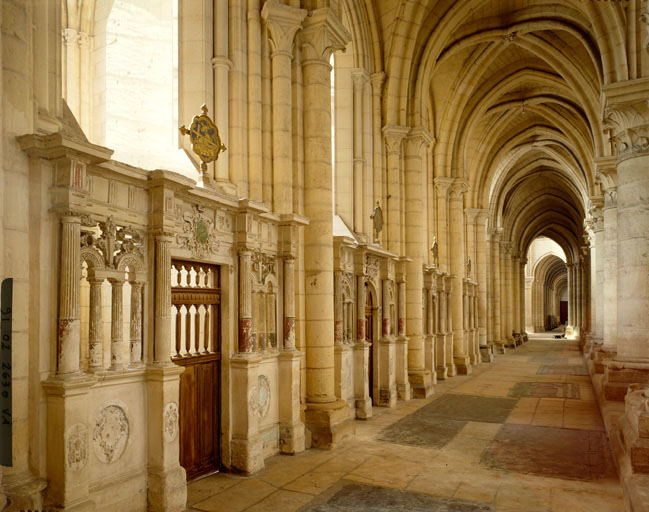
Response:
99,0,197,179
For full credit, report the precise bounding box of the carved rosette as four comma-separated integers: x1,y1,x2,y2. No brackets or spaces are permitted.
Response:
65,423,88,471
603,100,649,161
163,402,179,442
93,405,129,463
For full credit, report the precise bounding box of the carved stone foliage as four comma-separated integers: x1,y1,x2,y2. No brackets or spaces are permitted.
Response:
251,252,276,284
248,374,271,418
65,423,88,471
163,402,179,442
93,405,129,463
604,101,649,159
177,205,220,258
80,215,144,270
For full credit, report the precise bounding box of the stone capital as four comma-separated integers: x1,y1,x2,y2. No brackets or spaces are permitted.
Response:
433,177,454,197
464,208,482,224
406,126,434,156
262,2,307,57
301,7,351,63
351,68,370,88
449,179,468,199
382,125,410,155
61,27,78,45
603,79,649,160
370,72,385,94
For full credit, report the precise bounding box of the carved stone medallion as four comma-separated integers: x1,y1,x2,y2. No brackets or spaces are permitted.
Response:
93,405,129,463
178,205,220,258
163,402,179,442
65,423,88,471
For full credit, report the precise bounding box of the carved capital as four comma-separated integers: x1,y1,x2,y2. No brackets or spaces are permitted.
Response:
300,7,351,63
449,179,468,199
351,68,370,89
61,27,78,45
382,125,409,156
603,100,649,160
406,126,434,156
464,208,481,224
370,72,385,94
262,2,307,58
434,177,454,198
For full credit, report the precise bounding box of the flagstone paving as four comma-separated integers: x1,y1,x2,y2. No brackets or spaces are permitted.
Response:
186,337,624,512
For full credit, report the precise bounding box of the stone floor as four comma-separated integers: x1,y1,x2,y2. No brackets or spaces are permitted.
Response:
185,337,624,512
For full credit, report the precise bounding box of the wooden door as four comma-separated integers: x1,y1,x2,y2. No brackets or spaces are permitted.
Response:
365,287,373,402
560,301,568,325
171,261,221,480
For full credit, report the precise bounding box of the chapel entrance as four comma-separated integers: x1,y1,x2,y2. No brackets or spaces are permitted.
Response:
560,301,568,326
365,285,374,403
171,260,221,480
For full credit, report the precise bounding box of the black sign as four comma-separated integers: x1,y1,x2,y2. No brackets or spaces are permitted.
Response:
0,278,12,466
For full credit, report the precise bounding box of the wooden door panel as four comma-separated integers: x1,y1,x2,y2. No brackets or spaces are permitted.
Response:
172,261,221,481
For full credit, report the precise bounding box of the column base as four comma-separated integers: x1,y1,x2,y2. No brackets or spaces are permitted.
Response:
436,365,449,380
446,363,458,377
397,382,411,401
304,399,355,449
355,397,373,419
453,355,472,375
592,345,617,374
480,345,494,363
147,466,187,512
231,435,264,474
604,359,649,401
279,421,306,454
408,369,434,398
494,342,507,354
377,387,398,407
621,385,649,474
4,473,48,512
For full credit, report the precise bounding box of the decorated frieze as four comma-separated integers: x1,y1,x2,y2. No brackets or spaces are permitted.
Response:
80,215,145,271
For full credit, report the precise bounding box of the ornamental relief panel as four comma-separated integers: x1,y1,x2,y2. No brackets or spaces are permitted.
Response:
163,402,179,442
65,423,88,471
177,205,221,258
248,375,271,418
251,252,276,285
80,215,145,270
93,404,130,464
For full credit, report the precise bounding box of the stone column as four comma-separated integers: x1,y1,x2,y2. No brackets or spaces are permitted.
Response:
58,214,81,375
354,276,372,417
382,279,391,337
300,8,353,447
512,252,521,338
475,211,489,350
371,72,385,212
404,129,434,397
445,277,455,373
395,273,411,400
154,233,174,365
434,178,453,272
449,180,471,374
283,256,296,350
352,70,368,233
602,96,649,398
262,2,307,214
436,275,449,378
490,229,504,350
574,260,582,334
500,241,512,344
519,260,527,341
566,263,575,332
87,277,103,371
61,28,80,117
109,278,126,370
590,204,605,341
130,281,144,366
602,184,618,350
383,126,409,253
239,250,254,353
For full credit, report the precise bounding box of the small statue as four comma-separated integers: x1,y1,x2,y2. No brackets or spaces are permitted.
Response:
466,256,472,276
431,236,439,266
370,201,383,244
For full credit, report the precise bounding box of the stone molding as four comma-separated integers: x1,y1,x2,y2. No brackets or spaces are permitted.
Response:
262,2,307,57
